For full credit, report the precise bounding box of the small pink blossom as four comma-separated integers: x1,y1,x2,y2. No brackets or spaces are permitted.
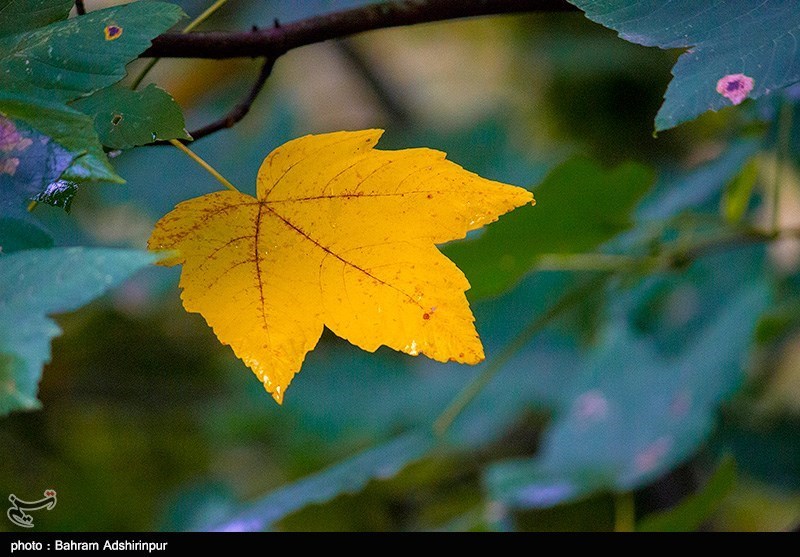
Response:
716,73,755,105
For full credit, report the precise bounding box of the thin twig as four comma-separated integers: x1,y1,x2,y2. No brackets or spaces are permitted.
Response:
144,0,578,59
74,0,86,16
169,139,239,192
169,57,275,143
131,0,230,90
433,276,606,436
335,38,411,126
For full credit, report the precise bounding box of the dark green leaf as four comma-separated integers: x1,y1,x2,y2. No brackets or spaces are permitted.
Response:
0,248,155,415
0,113,74,206
0,91,120,190
0,0,73,38
486,279,770,508
0,1,184,205
567,0,800,130
445,158,652,300
207,431,435,531
0,2,184,102
0,216,52,253
33,179,78,212
73,84,190,149
638,456,737,532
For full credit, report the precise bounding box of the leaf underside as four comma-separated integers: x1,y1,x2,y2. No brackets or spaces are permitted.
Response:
568,0,800,130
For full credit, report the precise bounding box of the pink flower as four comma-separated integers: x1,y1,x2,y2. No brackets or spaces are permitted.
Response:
716,73,755,105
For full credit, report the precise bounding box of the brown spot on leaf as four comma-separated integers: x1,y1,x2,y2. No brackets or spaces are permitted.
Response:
104,24,123,41
422,312,430,320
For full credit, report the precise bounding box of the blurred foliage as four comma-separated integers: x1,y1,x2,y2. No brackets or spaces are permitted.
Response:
2,0,800,533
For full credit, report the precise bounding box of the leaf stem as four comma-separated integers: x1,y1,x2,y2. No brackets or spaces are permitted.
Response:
432,277,605,436
130,0,229,90
536,253,649,272
169,139,239,192
614,492,636,532
772,99,794,234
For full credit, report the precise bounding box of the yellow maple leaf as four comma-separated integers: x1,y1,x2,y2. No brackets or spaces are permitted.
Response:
149,130,533,403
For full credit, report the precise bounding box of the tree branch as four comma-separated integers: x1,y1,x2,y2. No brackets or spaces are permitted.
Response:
74,0,86,16
167,58,276,144
144,0,577,59
150,0,576,142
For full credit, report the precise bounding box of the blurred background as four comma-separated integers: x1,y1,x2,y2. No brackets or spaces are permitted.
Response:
2,0,799,531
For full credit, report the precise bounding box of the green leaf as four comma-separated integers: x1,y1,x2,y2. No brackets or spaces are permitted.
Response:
567,0,800,130
33,179,78,212
0,92,120,198
0,1,185,205
722,157,759,224
0,0,73,38
0,93,119,210
638,456,737,532
0,112,76,206
445,158,652,300
0,248,155,416
207,432,435,531
486,279,770,508
0,216,52,253
0,2,184,102
73,84,190,149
